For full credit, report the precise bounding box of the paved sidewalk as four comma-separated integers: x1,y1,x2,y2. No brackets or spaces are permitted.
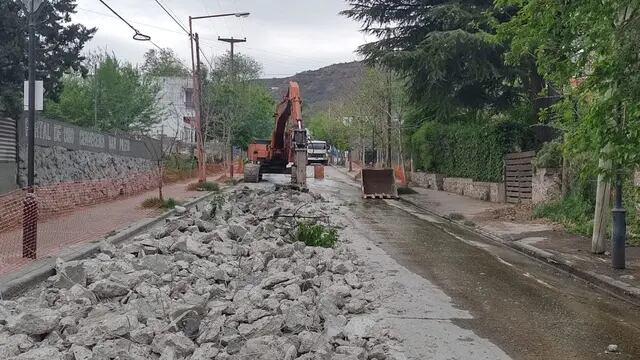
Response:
0,175,222,276
334,165,640,299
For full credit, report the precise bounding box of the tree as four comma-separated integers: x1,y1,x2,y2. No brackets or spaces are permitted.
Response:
0,0,95,118
341,0,521,122
141,48,189,77
201,52,273,174
45,52,164,133
211,51,262,82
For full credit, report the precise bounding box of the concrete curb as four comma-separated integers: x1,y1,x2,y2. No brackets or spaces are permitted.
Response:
398,196,640,303
0,190,219,299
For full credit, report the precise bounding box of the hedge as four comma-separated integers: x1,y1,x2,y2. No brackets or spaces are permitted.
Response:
410,120,525,182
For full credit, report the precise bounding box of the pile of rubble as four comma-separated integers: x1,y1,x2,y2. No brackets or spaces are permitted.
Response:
0,186,393,359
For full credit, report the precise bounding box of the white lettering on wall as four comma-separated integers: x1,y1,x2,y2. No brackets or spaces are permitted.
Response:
108,136,117,151
63,127,74,144
119,139,130,152
79,130,105,149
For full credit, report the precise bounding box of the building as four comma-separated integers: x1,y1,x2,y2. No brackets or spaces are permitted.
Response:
153,77,196,146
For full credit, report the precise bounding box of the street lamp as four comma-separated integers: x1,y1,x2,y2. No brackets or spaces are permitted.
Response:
188,12,250,183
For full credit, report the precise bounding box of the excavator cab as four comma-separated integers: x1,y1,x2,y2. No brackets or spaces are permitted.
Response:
361,168,399,199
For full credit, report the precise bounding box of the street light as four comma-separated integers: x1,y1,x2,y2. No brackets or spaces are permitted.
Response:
188,11,250,183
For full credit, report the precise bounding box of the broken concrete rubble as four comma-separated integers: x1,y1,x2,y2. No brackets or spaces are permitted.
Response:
1,186,395,359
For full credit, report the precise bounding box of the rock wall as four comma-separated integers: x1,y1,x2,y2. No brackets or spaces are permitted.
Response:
18,145,154,186
410,172,505,203
409,172,444,190
532,168,561,204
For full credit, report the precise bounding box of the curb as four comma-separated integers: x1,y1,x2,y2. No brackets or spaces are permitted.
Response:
398,196,640,303
0,190,219,299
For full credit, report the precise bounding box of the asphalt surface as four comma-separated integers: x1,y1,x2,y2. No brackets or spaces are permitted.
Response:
297,167,640,360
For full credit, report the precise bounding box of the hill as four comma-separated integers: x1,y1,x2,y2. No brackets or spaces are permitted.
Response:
259,61,363,114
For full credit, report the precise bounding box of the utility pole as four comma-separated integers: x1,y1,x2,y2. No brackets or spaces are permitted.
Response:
218,37,247,179
188,12,249,182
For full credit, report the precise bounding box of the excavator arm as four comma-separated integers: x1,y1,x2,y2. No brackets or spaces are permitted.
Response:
271,81,304,162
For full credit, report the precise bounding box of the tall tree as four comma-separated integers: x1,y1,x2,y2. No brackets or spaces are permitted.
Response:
342,0,519,122
45,53,163,133
141,48,189,77
0,0,95,118
211,51,262,82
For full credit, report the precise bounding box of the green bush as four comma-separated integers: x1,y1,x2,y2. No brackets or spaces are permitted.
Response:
533,139,562,169
296,223,338,248
533,194,594,236
141,197,179,209
188,181,220,192
410,119,525,182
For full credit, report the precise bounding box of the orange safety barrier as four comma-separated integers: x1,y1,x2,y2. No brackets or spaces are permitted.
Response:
314,165,325,179
394,165,407,186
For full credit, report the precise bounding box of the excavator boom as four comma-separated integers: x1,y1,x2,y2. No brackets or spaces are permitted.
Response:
245,81,307,187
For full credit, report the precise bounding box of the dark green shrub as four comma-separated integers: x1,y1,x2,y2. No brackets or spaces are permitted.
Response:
141,197,179,209
533,194,593,236
410,119,525,182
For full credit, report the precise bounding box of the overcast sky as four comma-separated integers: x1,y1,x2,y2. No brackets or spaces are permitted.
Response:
72,0,369,78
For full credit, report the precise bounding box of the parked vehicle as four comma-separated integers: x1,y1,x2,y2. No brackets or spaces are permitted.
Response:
307,140,329,165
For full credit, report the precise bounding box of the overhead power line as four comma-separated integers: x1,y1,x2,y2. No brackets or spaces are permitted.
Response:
97,0,150,41
153,0,190,36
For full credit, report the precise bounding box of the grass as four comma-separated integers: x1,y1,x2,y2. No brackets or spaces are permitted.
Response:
187,181,220,192
142,197,179,209
296,223,339,248
533,194,593,236
397,186,418,195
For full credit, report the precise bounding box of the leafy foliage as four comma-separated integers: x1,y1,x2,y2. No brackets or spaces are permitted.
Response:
342,0,522,122
296,223,338,248
44,53,163,132
410,119,525,182
202,53,273,150
533,195,594,236
141,48,189,77
498,0,640,175
0,0,95,118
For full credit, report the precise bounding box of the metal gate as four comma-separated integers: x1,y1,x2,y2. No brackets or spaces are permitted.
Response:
504,151,535,203
0,117,17,162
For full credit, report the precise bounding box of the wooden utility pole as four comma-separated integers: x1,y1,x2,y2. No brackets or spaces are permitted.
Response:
218,37,247,179
592,144,612,254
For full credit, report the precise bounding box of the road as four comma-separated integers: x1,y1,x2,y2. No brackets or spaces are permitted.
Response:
271,166,640,359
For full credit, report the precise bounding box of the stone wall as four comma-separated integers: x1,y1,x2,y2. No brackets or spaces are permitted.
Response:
410,172,505,203
18,145,154,187
409,172,444,190
532,168,561,204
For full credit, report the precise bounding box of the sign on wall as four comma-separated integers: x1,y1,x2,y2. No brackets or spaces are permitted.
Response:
17,117,161,160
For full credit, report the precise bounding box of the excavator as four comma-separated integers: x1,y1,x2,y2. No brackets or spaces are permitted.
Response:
244,80,398,198
244,81,308,188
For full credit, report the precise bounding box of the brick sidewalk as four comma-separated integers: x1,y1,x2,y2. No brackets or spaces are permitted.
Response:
0,176,220,276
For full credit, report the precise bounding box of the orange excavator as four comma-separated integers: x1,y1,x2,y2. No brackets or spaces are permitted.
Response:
244,81,308,187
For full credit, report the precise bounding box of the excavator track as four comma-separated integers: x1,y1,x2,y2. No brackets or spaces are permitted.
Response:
244,163,261,183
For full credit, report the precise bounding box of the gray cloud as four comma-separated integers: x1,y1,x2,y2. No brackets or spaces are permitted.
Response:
73,0,369,77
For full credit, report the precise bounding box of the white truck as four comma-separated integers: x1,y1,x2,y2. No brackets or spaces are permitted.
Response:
307,140,329,165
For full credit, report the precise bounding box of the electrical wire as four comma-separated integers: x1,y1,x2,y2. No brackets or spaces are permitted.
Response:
153,0,190,36
96,0,150,41
150,0,213,71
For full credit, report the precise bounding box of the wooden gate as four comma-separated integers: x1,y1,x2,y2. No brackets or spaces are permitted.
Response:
504,151,535,203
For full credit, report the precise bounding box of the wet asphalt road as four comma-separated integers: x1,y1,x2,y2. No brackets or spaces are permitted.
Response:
301,167,640,360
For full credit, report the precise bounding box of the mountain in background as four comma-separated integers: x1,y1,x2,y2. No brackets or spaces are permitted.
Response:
258,61,363,114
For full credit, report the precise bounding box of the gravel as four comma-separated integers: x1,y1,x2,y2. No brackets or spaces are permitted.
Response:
0,185,395,359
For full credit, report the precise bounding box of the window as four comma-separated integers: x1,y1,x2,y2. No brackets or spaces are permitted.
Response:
184,88,194,109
